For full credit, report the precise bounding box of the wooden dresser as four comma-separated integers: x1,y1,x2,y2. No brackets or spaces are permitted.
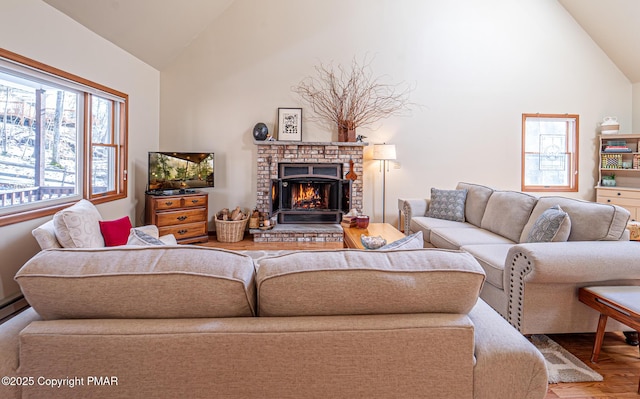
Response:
145,191,209,244
596,187,640,221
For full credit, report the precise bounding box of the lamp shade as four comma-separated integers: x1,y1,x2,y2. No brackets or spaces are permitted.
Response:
373,144,396,160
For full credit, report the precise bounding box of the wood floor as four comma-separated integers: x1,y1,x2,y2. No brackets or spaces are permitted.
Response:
199,235,640,398
545,332,639,398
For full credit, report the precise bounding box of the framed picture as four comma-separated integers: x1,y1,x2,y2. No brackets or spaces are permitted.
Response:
277,108,302,141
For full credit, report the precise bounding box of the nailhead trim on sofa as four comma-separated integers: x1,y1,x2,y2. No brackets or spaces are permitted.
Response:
508,252,532,330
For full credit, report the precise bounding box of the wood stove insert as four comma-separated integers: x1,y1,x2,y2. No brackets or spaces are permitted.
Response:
271,163,351,224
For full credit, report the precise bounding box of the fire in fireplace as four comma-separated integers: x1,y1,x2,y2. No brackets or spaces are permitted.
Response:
271,163,351,224
292,182,329,209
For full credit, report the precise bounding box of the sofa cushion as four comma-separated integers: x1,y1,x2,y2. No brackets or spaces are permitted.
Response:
525,205,571,243
15,247,256,319
53,199,105,248
256,249,485,317
410,217,473,244
425,188,467,222
480,191,537,242
461,244,514,290
456,182,494,227
430,226,514,250
520,196,630,241
379,231,423,250
99,216,133,246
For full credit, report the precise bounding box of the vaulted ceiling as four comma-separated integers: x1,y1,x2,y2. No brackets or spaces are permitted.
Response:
43,0,640,83
42,0,235,70
558,0,640,84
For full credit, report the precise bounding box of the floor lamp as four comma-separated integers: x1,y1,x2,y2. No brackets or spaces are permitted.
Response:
373,143,396,223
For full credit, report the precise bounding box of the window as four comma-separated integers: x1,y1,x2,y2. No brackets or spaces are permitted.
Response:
0,48,127,226
522,113,578,192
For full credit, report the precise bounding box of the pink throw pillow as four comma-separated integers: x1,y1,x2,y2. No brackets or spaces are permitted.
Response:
99,216,132,247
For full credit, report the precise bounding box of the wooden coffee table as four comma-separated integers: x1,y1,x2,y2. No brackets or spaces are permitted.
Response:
343,222,405,249
579,286,640,393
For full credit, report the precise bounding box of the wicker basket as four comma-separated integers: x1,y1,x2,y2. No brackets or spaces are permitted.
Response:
215,217,248,243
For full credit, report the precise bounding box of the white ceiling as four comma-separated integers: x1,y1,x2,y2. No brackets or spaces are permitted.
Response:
42,0,235,70
43,0,640,83
558,0,640,83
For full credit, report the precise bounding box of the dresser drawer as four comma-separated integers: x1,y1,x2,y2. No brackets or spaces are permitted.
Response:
158,221,207,240
156,208,207,227
182,195,207,208
596,188,640,200
152,198,184,210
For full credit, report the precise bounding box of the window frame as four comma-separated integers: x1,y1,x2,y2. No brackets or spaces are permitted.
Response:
0,48,127,227
521,113,579,193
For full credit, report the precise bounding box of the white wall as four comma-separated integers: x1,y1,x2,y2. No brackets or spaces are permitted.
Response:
0,0,160,304
161,0,631,228
634,83,640,131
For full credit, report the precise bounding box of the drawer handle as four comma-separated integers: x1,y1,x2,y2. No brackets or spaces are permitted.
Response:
607,199,611,203
191,199,199,204
617,192,621,196
164,201,173,206
177,216,188,221
177,229,188,235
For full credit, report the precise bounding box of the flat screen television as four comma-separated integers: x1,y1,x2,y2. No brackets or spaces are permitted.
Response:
148,152,214,192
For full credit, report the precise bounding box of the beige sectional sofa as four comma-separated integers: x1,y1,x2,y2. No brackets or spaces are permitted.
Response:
400,182,640,335
0,246,547,399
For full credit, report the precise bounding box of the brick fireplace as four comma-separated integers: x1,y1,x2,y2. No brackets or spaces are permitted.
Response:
253,141,366,242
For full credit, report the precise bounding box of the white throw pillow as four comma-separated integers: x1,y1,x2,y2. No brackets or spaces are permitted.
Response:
133,224,160,238
379,231,424,250
159,234,178,245
53,199,105,248
127,228,166,246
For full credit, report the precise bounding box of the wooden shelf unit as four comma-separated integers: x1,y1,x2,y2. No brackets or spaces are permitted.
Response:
145,191,209,244
596,134,640,221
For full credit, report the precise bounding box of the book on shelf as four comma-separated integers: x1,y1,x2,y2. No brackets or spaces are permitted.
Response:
603,146,632,152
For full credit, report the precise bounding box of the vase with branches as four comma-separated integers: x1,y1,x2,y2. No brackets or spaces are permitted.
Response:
293,57,412,142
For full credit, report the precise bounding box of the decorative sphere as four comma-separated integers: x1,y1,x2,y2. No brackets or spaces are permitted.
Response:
253,123,269,141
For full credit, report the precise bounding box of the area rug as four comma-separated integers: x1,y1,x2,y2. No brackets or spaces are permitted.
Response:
530,334,603,384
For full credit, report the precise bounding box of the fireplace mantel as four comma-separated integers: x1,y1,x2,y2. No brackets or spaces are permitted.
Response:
254,140,368,147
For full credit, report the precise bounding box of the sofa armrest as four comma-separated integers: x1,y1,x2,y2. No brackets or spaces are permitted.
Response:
469,300,547,399
398,198,429,234
31,220,62,250
504,241,640,330
506,241,640,285
0,308,41,399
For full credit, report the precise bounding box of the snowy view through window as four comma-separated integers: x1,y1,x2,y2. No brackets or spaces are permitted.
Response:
0,76,80,208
